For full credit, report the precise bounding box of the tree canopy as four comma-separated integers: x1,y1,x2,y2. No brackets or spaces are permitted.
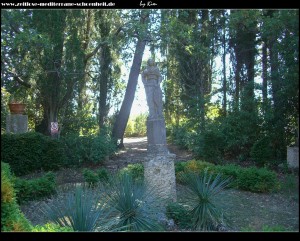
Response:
1,9,298,165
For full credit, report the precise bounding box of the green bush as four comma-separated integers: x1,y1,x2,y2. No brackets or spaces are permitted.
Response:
1,132,66,176
83,169,99,187
174,161,187,173
193,130,225,163
169,124,194,150
176,160,216,183
83,167,110,187
241,224,289,232
1,162,32,231
96,168,109,182
175,160,280,193
236,167,280,193
62,134,116,166
118,163,144,181
32,223,73,232
166,202,192,229
250,136,275,166
15,172,57,204
1,132,116,175
214,164,240,188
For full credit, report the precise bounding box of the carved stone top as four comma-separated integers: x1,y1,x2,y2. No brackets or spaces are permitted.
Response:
141,59,163,119
142,59,162,85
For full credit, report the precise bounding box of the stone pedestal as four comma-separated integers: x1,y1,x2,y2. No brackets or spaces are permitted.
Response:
6,114,28,134
287,146,299,169
144,153,177,203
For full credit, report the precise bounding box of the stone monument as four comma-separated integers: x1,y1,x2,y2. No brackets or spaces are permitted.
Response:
6,114,28,134
141,59,176,203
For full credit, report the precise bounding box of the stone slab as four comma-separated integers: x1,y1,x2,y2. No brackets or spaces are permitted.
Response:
6,114,28,134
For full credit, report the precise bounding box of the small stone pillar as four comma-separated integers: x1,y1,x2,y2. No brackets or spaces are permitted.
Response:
287,146,299,169
6,114,28,134
141,59,177,203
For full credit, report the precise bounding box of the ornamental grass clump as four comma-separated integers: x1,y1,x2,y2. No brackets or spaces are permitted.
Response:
40,184,115,232
180,170,231,231
104,173,164,231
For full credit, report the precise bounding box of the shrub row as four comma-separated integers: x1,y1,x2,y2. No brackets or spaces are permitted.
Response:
1,132,117,176
175,160,280,193
82,164,145,187
1,132,65,176
62,133,116,166
15,172,57,204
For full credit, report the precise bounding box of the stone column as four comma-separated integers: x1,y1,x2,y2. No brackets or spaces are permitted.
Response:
6,114,28,134
141,59,177,203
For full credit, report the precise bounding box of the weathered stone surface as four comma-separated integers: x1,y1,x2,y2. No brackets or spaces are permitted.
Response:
287,146,299,169
142,58,177,203
6,114,28,134
146,118,169,154
142,59,163,119
144,154,177,202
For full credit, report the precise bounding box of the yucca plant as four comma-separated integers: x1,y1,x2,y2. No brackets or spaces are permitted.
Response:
180,170,231,231
40,184,115,232
104,173,164,231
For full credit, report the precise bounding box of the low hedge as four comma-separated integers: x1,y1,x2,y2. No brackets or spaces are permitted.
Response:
1,132,65,176
15,172,57,205
175,160,280,193
1,132,117,176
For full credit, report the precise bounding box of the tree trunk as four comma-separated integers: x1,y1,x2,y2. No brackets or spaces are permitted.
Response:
99,44,111,129
262,41,268,114
222,27,227,116
112,38,147,146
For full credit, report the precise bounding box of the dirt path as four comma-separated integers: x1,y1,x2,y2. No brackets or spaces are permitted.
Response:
20,137,299,231
102,137,194,172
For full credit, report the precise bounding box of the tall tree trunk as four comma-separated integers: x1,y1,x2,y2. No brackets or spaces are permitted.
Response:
112,39,147,146
112,11,149,146
234,60,241,110
269,38,286,156
262,41,268,114
99,44,111,129
222,27,227,116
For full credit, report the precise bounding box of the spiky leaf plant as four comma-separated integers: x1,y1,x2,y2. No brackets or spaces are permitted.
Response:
180,170,231,231
104,173,165,232
40,184,115,232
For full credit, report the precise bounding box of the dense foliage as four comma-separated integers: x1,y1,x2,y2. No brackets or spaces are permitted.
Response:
176,160,280,193
1,132,65,176
1,132,116,176
15,172,56,204
1,9,298,165
1,162,32,231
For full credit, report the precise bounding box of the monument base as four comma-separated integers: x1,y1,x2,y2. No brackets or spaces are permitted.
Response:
144,153,177,203
6,114,28,134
